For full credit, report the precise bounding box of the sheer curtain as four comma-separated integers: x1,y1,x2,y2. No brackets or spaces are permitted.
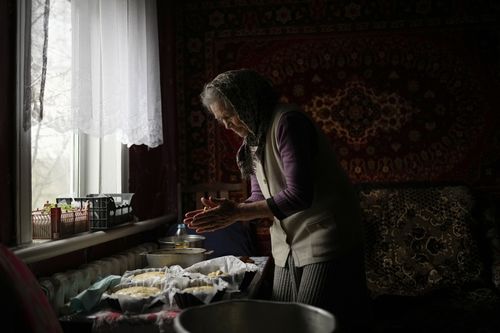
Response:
71,0,163,148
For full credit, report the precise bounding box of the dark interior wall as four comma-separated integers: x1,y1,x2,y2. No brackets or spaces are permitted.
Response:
174,0,500,197
0,0,16,245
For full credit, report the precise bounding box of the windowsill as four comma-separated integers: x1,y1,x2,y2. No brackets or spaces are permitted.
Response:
14,214,176,264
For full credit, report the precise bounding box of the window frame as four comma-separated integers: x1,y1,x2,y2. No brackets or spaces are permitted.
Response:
16,0,32,245
16,0,130,247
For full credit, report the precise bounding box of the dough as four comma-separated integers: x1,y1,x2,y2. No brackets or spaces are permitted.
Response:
114,286,161,298
131,271,165,281
207,270,226,278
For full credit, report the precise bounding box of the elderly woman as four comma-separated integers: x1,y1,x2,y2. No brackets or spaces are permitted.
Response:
184,69,372,332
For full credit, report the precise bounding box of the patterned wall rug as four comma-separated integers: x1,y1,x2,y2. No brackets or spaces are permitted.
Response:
176,0,500,187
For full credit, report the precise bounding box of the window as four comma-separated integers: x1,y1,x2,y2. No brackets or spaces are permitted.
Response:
17,0,162,245
28,0,127,212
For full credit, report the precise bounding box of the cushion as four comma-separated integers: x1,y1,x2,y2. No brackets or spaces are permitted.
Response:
360,185,485,297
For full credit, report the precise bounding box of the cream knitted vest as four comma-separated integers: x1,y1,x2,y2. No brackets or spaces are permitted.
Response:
254,104,363,267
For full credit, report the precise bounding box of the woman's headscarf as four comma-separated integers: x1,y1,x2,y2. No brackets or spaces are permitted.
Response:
206,69,279,179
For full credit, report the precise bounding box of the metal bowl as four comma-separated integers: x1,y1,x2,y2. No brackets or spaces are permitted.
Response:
142,247,211,268
173,299,336,333
158,235,206,249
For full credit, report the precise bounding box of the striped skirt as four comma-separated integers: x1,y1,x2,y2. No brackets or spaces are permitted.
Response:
272,250,373,332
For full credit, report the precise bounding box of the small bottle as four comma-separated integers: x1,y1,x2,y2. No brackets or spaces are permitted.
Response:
174,223,189,248
175,223,187,237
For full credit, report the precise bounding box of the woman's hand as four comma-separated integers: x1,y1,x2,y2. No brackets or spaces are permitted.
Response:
182,197,219,224
183,196,241,233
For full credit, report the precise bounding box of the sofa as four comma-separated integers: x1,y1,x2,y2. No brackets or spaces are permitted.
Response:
358,184,500,333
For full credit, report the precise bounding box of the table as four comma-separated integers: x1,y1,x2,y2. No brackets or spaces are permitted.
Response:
59,256,271,333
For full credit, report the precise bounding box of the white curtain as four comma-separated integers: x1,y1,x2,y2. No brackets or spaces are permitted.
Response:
71,0,163,148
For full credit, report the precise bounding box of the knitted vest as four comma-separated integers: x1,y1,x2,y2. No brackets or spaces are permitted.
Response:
254,104,363,267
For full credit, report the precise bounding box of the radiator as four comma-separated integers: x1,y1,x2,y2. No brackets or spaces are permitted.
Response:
38,242,158,315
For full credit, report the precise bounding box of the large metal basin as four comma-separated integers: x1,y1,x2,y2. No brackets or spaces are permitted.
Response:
174,299,336,333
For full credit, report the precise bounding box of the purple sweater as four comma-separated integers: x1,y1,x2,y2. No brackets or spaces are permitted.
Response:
246,110,318,220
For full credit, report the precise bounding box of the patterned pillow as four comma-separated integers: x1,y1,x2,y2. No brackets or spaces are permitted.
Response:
475,197,500,291
360,185,485,297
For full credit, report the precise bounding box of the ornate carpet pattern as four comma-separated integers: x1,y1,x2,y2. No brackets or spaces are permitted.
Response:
175,0,500,186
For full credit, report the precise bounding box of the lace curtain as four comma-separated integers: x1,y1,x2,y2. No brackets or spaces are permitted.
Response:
70,0,163,148
29,0,163,148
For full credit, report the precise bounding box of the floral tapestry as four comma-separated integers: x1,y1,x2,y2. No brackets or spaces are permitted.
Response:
175,0,500,187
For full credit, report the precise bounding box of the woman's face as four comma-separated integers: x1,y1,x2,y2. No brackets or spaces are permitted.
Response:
209,101,251,138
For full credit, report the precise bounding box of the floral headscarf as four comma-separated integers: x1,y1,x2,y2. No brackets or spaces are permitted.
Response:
206,69,278,179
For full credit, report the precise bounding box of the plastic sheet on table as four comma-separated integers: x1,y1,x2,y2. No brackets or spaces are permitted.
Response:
184,255,258,291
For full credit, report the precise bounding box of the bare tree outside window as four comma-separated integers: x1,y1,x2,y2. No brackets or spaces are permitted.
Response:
30,0,73,210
